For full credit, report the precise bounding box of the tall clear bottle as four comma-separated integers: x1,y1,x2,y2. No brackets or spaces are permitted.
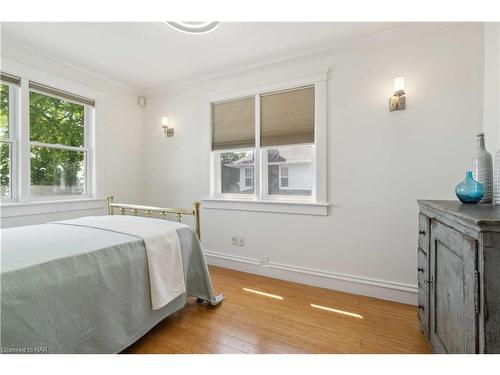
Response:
494,149,500,205
473,132,493,203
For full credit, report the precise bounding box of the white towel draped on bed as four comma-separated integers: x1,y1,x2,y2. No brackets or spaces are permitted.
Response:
52,215,186,310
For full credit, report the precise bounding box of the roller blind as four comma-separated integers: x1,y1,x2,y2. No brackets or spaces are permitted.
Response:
29,81,95,107
212,97,255,150
260,86,315,147
1,72,21,86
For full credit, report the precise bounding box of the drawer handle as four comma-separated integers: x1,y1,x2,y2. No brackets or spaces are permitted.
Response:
419,230,426,235
417,267,424,273
418,304,424,311
424,279,432,284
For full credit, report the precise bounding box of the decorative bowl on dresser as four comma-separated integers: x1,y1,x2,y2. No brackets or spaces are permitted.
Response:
417,200,500,353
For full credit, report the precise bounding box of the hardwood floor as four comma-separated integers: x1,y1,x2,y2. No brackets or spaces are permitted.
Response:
123,266,431,354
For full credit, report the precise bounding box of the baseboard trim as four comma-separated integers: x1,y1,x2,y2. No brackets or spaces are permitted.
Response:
204,250,417,305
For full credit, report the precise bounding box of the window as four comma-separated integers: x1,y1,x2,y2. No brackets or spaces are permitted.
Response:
279,166,289,188
218,150,254,195
29,90,87,197
210,83,325,208
213,96,256,196
1,76,18,201
244,167,254,188
0,71,95,202
1,84,11,199
270,146,313,196
260,86,314,147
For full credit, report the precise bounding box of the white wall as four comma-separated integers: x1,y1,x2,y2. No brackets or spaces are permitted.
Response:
0,40,144,227
142,23,485,304
483,23,500,152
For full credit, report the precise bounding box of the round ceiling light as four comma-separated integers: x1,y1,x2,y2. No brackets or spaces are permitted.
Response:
165,21,220,34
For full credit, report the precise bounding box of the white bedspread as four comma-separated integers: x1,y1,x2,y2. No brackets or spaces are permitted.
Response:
52,215,186,310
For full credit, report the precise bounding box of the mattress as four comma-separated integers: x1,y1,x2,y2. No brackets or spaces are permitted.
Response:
0,218,218,354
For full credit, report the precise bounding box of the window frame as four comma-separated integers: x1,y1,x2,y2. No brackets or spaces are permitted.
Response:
0,83,19,202
0,60,100,205
205,73,329,215
27,88,92,201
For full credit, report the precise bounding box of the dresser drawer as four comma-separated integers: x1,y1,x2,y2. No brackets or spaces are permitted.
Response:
418,214,430,253
418,282,429,337
417,247,429,288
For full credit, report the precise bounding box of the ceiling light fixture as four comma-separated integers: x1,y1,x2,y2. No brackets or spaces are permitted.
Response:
165,21,220,34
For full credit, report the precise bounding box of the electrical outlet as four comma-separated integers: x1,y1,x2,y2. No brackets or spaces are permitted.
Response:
231,236,238,246
238,237,245,246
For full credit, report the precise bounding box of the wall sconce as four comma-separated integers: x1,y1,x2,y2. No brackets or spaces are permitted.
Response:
389,76,406,111
161,116,174,137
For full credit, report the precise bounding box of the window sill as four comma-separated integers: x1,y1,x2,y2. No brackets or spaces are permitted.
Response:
201,198,329,216
1,198,107,218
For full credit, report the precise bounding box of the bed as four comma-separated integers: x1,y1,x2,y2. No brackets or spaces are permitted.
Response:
0,197,223,354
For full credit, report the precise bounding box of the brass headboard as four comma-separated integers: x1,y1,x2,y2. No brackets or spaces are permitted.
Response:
106,196,201,239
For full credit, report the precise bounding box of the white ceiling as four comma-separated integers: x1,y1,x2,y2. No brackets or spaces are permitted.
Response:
1,22,404,92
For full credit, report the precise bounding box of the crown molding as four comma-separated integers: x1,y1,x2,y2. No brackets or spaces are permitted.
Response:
143,22,457,97
2,22,460,98
1,37,140,94
1,57,106,100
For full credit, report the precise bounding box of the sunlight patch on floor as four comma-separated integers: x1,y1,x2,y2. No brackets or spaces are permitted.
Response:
243,288,284,300
310,303,364,319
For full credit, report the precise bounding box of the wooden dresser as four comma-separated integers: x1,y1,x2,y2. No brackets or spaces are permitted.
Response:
417,200,500,353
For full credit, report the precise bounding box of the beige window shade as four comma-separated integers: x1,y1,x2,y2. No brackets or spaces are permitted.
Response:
212,97,255,150
29,81,95,107
260,86,315,147
1,72,21,86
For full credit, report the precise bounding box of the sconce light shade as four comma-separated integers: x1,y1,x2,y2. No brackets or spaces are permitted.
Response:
389,76,406,111
161,116,174,137
394,76,405,93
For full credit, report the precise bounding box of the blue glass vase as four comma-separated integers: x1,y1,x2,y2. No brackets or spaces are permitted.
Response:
455,171,484,204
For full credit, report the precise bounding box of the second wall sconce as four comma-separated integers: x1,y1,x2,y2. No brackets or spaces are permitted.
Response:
161,116,174,137
389,76,406,111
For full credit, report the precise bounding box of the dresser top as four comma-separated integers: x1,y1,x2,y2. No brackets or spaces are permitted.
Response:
418,200,500,230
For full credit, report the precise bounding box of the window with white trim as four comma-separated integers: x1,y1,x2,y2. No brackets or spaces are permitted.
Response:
0,71,95,202
1,75,19,201
279,166,289,189
244,167,254,188
210,84,321,204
